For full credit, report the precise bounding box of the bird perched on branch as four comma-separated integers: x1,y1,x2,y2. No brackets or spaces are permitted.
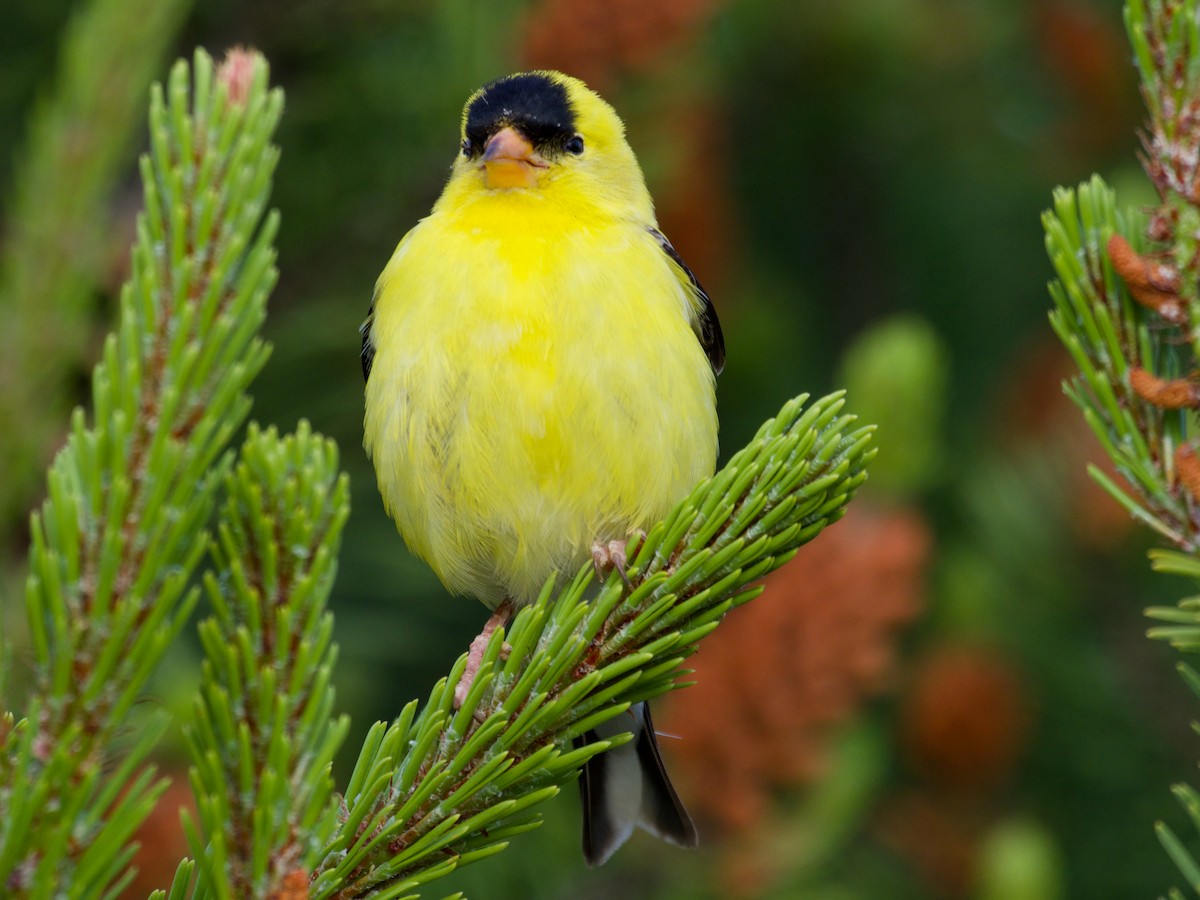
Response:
361,70,723,866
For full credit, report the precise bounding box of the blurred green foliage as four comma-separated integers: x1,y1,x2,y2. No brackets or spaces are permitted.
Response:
837,314,948,497
1,0,1194,898
0,0,188,534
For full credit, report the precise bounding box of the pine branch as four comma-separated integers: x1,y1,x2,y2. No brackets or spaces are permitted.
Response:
1047,1,1200,893
183,422,350,897
310,391,874,899
0,48,282,896
1045,177,1185,544
0,0,191,536
1,38,876,900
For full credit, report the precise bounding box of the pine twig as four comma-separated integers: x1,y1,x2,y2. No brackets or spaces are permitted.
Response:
182,422,350,898
1045,177,1186,545
1047,1,1200,893
0,48,281,896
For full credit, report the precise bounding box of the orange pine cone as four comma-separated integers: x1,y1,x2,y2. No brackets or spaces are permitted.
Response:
1106,234,1186,324
1128,367,1200,409
1175,443,1200,503
899,644,1029,793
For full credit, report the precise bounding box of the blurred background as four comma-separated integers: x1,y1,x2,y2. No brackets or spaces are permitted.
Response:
2,0,1195,897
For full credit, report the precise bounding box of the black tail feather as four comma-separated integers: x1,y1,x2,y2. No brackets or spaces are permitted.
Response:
576,703,697,866
634,703,698,848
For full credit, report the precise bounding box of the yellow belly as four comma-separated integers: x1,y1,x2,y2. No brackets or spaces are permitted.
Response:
364,199,717,606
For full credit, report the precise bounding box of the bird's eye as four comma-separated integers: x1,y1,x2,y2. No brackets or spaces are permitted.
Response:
461,139,471,157
564,134,585,155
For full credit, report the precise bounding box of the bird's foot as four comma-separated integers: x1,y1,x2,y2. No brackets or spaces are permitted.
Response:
453,600,513,709
592,535,640,589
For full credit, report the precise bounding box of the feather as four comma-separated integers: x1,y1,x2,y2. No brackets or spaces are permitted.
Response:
648,227,725,375
577,703,698,866
360,306,376,381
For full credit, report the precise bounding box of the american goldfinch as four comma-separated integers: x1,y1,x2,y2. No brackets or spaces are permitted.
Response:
361,70,723,866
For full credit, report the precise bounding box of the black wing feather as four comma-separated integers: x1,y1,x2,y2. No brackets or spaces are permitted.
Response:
360,291,377,382
649,228,725,375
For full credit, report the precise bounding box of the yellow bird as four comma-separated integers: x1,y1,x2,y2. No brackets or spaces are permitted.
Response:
361,70,723,865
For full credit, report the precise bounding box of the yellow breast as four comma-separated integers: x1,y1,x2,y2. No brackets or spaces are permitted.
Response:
363,192,717,606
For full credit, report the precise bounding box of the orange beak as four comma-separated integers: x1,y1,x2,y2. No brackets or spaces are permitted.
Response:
483,126,546,189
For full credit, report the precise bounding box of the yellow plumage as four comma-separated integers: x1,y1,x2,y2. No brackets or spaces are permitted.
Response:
363,71,719,608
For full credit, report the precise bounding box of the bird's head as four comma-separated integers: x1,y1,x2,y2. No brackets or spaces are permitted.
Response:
442,71,652,220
